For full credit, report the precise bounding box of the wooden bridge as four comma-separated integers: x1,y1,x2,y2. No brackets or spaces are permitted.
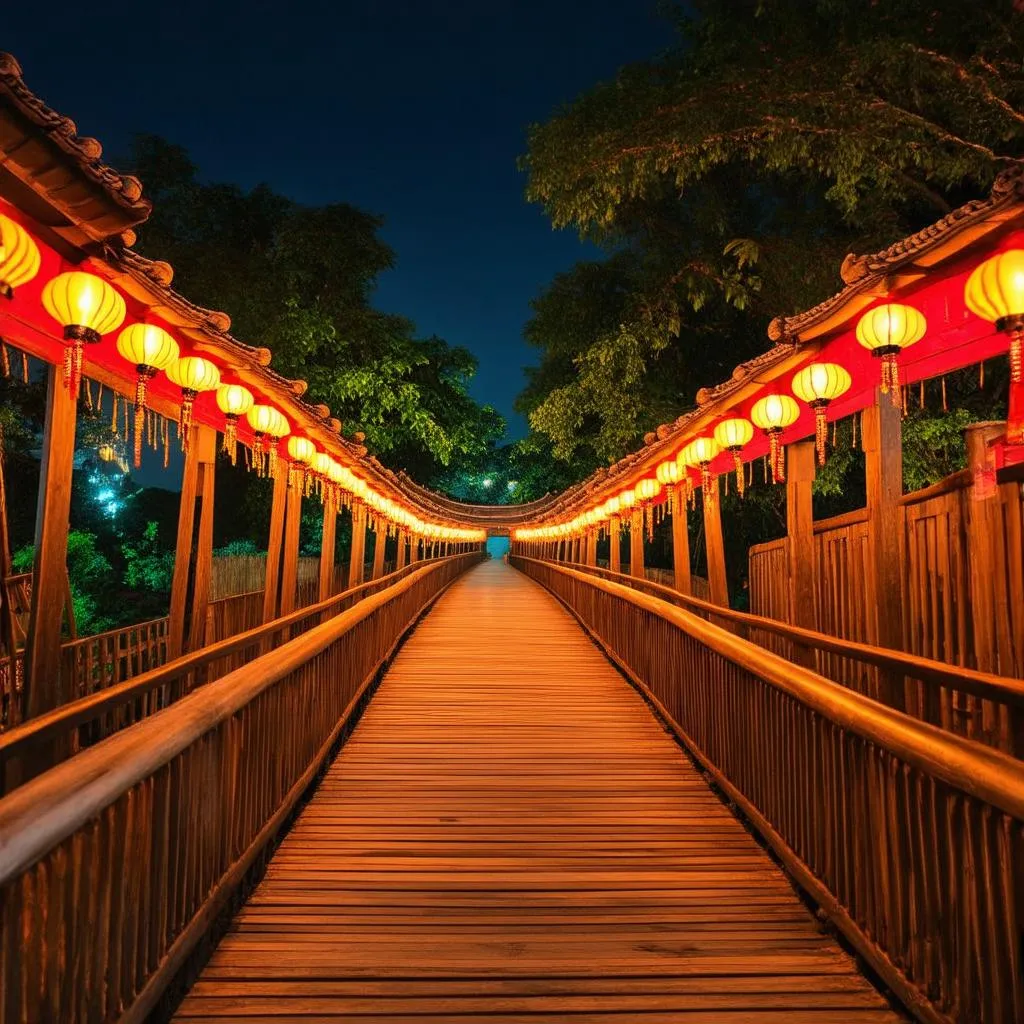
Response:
1,50,1024,1024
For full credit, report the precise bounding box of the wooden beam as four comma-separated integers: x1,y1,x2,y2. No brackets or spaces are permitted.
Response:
702,481,729,608
671,489,691,595
371,525,386,580
262,468,288,625
629,510,644,580
348,502,367,587
185,428,217,654
863,389,905,708
167,423,202,661
278,471,303,616
318,495,337,602
24,366,77,720
786,440,817,666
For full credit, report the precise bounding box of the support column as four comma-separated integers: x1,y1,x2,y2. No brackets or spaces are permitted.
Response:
168,424,217,659
278,469,303,616
863,390,904,706
186,430,217,653
318,495,337,601
262,467,288,624
671,490,691,595
702,482,729,608
371,525,386,580
786,440,817,665
609,517,621,574
348,501,367,588
396,529,408,570
629,510,644,579
24,366,77,719
585,529,597,567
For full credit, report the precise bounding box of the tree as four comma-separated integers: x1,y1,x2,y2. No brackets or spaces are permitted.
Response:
126,136,505,480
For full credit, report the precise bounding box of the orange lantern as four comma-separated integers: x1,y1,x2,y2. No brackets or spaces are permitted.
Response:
166,356,220,450
856,303,925,405
42,271,126,399
116,324,180,468
215,384,254,464
751,394,800,483
0,214,40,299
964,249,1024,383
791,362,851,465
713,417,753,496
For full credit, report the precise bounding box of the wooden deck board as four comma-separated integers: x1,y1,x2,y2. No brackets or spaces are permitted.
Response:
175,559,902,1021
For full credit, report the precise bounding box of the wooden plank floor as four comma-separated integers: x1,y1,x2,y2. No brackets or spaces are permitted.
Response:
175,558,902,1023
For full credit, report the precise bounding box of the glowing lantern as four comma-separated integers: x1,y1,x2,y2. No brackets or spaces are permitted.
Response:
247,405,289,477
791,362,852,465
0,214,40,299
619,488,636,511
313,451,334,501
713,417,754,496
42,271,126,399
751,394,800,484
286,436,316,489
115,323,180,468
686,437,720,506
964,249,1024,383
215,384,254,464
165,356,220,450
655,458,682,510
603,494,621,519
856,303,925,404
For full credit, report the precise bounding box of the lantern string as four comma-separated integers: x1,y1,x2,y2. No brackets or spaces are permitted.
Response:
21,351,28,384
941,376,948,412
163,417,170,469
919,380,925,410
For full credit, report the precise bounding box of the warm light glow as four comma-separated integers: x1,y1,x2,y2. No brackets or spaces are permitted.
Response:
635,477,662,504
655,459,681,486
0,214,41,298
714,418,754,495
751,394,800,484
603,494,621,518
856,303,926,401
115,324,181,468
42,270,126,397
688,436,720,465
286,436,316,465
791,363,852,465
619,488,636,509
965,249,1024,382
166,355,221,393
216,384,254,465
246,405,289,477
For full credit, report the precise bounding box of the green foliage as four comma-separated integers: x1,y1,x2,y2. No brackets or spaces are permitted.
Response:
213,539,262,557
901,408,975,492
127,136,505,481
122,522,176,593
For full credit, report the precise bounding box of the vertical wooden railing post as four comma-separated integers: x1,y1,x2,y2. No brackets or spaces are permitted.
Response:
863,389,905,708
671,488,691,595
702,481,729,608
786,439,817,666
348,502,367,587
24,366,77,720
262,466,288,624
168,424,207,660
609,517,621,574
318,494,337,602
185,427,217,654
278,468,303,616
371,524,386,580
629,510,644,580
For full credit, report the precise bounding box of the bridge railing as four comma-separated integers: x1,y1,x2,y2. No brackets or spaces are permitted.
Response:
0,555,470,792
549,558,1024,757
512,555,1024,1024
0,551,479,1024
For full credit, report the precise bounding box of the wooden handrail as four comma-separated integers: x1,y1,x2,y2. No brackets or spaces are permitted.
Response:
0,555,455,770
513,554,1024,1024
898,467,971,505
521,558,1024,816
555,558,1024,707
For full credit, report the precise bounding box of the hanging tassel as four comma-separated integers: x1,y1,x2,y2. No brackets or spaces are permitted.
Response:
123,395,129,439
0,340,9,378
919,380,925,410
747,460,753,491
132,370,153,469
83,379,93,412
20,351,28,385
813,405,828,466
111,394,119,435
831,420,838,450
852,411,859,451
96,383,104,414
979,361,985,389
733,451,745,497
901,385,908,418
724,471,729,496
768,432,781,484
163,417,170,469
941,376,948,412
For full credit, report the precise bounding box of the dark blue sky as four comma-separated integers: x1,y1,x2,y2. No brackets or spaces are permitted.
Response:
4,1,673,439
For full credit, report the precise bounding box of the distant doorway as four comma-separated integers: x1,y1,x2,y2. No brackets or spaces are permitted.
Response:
486,535,510,560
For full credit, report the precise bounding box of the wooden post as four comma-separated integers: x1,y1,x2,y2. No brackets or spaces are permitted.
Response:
348,501,367,587
185,429,217,653
318,496,337,601
262,468,288,624
371,526,386,580
0,429,19,664
168,424,203,660
671,491,691,595
786,440,817,665
863,389,905,707
585,529,597,567
629,510,644,580
278,469,303,616
702,481,729,608
396,529,408,570
609,517,621,574
24,366,77,719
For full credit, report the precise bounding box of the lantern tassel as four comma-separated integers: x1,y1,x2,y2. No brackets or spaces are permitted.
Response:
180,388,197,451
224,415,238,464
733,451,744,497
814,404,827,466
1012,332,1022,385
769,432,780,484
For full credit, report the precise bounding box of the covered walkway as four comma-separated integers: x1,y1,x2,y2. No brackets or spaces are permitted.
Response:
175,560,899,1023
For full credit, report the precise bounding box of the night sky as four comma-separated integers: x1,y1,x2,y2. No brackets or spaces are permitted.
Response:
3,1,673,440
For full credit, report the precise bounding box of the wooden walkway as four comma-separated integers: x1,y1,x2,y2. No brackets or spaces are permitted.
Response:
175,559,901,1023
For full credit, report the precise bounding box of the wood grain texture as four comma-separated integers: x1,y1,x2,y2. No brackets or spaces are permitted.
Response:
175,559,899,1023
